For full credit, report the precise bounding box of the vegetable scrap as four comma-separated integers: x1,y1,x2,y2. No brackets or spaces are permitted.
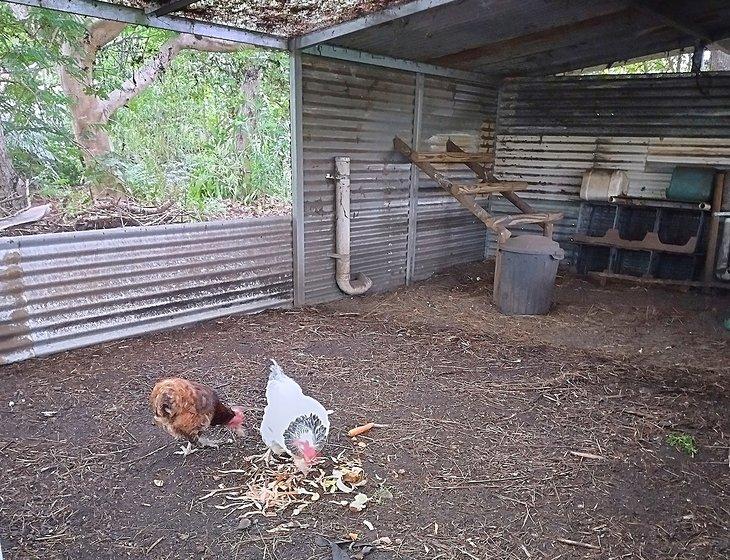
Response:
347,422,389,438
199,451,370,520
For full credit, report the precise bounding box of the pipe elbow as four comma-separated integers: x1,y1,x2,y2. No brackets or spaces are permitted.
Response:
336,271,373,296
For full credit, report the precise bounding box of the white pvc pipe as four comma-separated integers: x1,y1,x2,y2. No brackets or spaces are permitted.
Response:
333,156,372,295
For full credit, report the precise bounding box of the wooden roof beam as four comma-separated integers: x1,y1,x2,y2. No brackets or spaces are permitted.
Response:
429,11,629,68
289,0,461,50
632,0,718,43
145,0,198,17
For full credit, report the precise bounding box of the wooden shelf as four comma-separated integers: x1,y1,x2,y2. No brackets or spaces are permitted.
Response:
572,229,698,254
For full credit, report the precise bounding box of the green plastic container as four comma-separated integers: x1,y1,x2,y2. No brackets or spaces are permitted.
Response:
666,167,715,203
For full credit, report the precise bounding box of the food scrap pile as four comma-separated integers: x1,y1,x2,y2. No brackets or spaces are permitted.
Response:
200,451,371,521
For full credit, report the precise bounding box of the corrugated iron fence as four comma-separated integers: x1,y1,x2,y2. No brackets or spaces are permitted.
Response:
6,66,726,363
0,216,293,364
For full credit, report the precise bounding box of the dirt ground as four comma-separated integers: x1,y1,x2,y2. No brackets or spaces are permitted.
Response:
1,262,728,560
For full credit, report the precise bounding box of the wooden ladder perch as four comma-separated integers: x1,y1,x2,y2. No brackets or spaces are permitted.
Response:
394,136,563,243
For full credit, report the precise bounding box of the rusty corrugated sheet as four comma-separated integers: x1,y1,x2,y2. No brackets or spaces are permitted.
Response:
0,216,293,364
301,55,414,303
499,74,730,138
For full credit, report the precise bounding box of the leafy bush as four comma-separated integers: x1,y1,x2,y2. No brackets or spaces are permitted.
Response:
106,48,291,214
0,5,86,188
1,7,291,220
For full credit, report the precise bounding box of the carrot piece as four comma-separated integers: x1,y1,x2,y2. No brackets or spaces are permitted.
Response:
347,422,375,437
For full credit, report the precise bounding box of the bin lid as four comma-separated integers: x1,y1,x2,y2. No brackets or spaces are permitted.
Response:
499,234,565,258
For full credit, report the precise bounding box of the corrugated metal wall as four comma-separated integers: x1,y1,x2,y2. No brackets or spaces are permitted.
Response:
498,73,730,138
301,55,497,303
491,73,730,258
413,77,498,280
301,55,415,304
0,217,292,364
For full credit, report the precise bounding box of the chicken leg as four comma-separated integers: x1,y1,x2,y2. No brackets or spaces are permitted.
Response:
174,441,198,457
197,436,222,449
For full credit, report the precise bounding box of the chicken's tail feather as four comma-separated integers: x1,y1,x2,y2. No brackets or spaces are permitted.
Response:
269,359,285,381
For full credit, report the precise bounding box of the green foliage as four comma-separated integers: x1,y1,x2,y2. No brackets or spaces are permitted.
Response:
1,5,291,219
0,5,85,187
581,53,695,75
107,48,290,212
666,433,698,457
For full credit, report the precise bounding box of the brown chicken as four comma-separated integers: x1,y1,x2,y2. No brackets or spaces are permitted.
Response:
150,378,245,456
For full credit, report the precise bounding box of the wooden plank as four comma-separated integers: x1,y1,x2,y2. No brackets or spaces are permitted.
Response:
446,139,490,179
589,271,730,290
411,152,494,164
428,11,627,68
455,182,529,195
393,136,458,191
393,135,511,243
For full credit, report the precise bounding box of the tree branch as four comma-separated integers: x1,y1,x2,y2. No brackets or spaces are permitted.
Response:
101,34,243,119
82,20,127,71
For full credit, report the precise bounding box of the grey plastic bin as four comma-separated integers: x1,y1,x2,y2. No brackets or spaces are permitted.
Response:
493,235,565,315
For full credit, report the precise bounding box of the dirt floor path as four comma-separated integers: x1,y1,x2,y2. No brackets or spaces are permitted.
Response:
1,263,728,559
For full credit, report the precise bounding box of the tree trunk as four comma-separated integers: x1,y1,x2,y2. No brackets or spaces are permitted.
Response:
56,20,245,195
0,123,28,216
236,67,262,154
59,65,113,165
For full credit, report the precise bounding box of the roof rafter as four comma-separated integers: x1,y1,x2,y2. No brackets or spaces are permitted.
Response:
289,0,461,50
144,0,198,17
4,0,287,49
632,0,717,43
429,11,628,68
303,44,494,82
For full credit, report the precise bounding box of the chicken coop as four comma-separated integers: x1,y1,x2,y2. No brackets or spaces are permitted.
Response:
2,2,730,559
0,1,729,355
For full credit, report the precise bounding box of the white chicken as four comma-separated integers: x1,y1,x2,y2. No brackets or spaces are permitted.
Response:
260,359,330,472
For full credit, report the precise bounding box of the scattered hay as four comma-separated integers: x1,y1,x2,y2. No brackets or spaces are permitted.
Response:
199,451,369,521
